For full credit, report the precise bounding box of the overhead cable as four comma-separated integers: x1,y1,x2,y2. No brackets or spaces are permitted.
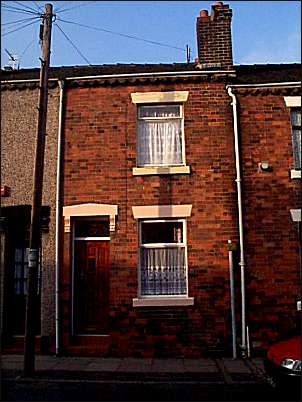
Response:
55,2,76,13
11,1,39,13
2,18,40,37
20,38,36,59
56,1,97,14
2,15,40,26
32,1,43,12
56,17,186,52
2,3,40,15
54,22,92,65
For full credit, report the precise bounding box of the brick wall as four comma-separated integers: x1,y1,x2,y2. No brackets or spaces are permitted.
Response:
61,81,300,357
196,2,233,67
62,80,239,357
238,93,300,351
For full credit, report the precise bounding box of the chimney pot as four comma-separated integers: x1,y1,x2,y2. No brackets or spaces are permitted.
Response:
196,2,233,67
200,10,209,17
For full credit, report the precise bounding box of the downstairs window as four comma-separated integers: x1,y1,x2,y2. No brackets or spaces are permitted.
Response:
139,219,187,296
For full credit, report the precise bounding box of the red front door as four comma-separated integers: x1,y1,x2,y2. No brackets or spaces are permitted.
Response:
74,241,109,334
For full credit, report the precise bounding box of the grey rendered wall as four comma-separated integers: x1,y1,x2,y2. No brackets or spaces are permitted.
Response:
1,86,60,339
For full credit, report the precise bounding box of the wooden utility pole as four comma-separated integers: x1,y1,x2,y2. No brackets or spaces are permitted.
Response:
23,3,53,377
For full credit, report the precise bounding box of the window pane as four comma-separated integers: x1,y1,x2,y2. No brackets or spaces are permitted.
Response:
138,120,183,166
140,247,186,295
15,280,21,295
139,105,180,119
291,109,301,127
15,248,22,263
141,221,183,244
75,219,109,237
292,129,301,169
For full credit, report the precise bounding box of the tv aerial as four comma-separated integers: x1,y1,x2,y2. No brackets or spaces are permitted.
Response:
5,48,19,70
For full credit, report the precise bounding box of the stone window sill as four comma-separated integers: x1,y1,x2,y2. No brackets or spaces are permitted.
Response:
290,169,301,179
132,166,190,176
132,297,194,307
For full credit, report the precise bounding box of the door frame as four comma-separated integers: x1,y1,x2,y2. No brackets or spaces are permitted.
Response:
71,221,110,336
62,203,118,352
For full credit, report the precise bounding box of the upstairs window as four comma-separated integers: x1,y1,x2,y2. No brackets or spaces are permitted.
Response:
137,104,185,167
290,108,301,170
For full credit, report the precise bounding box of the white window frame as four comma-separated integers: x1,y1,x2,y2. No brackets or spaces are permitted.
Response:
289,108,301,172
136,103,186,168
132,204,193,307
284,96,301,179
136,218,190,303
131,91,190,176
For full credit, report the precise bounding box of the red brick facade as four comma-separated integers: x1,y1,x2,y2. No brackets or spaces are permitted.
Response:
61,80,240,357
59,80,300,357
237,92,300,349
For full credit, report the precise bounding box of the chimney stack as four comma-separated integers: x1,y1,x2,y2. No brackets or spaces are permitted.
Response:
196,1,233,68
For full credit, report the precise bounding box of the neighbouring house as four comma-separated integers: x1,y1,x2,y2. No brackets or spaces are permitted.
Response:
1,1,300,358
0,81,60,353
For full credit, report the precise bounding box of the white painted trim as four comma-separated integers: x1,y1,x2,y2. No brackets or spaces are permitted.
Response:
290,169,301,179
133,297,194,307
132,205,192,219
64,71,236,81
141,243,185,248
63,203,118,232
76,334,110,337
55,80,65,355
133,166,190,175
74,237,110,241
71,222,75,335
3,75,298,86
131,91,189,104
284,96,301,107
290,209,301,222
226,82,301,88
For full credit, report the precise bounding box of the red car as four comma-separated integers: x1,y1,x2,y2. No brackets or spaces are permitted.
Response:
264,335,301,388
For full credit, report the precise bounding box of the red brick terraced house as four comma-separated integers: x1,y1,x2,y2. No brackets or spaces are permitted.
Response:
1,2,301,358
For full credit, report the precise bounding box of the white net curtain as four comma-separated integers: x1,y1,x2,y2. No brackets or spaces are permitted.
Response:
137,105,183,166
140,247,186,295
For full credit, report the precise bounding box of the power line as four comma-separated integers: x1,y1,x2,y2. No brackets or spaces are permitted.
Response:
1,8,39,17
2,3,40,14
56,1,97,14
20,37,36,59
16,38,37,69
2,18,40,37
32,1,43,12
56,17,186,52
11,1,39,13
55,2,75,13
2,4,40,16
54,22,92,65
2,15,40,26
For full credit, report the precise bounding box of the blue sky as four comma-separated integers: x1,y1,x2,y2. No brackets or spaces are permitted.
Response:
1,1,301,69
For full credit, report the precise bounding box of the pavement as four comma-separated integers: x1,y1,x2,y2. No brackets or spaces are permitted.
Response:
0,354,300,401
1,354,291,401
1,354,268,381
